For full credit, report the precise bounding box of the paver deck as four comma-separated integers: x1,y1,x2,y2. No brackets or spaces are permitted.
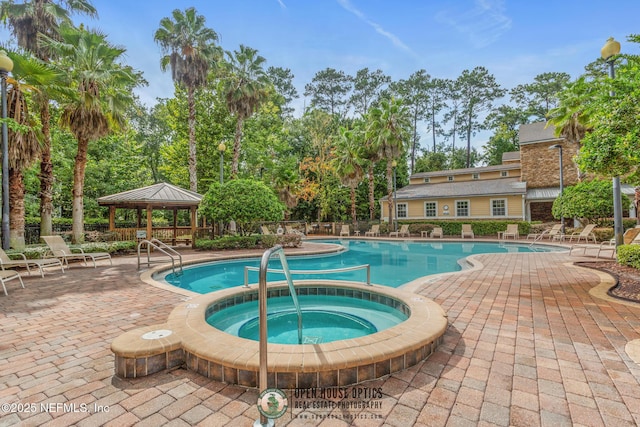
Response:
1,243,639,426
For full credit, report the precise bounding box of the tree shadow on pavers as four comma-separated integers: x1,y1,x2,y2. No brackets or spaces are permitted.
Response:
0,263,184,315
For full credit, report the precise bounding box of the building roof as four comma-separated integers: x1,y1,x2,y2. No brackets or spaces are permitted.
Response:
97,182,202,209
410,163,520,180
519,122,561,145
384,177,526,201
502,151,520,162
527,185,636,201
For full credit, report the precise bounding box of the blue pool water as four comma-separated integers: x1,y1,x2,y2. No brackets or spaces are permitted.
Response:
207,294,408,344
161,240,561,293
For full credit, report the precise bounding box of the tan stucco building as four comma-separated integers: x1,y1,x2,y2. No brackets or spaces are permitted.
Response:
381,122,635,222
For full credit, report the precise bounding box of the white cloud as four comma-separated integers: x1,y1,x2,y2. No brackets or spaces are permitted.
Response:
336,0,417,57
436,0,512,48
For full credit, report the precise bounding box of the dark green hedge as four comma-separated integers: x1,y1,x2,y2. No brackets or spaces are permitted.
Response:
196,234,302,250
390,220,532,237
617,244,640,269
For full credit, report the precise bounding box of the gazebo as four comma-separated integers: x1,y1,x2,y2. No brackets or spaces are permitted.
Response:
97,183,202,248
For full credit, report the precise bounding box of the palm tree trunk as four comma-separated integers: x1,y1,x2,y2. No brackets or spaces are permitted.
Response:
231,117,243,179
368,164,375,220
72,137,89,243
187,86,198,192
350,186,357,224
386,162,394,228
9,168,25,249
39,101,54,236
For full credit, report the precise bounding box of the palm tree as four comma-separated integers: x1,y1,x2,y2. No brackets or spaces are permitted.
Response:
333,126,364,224
42,25,142,243
0,0,97,237
547,77,592,181
5,51,62,248
366,98,411,227
154,7,220,192
221,44,271,178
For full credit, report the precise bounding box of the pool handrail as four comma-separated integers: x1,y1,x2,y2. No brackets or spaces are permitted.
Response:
137,238,183,275
244,263,371,287
257,244,301,426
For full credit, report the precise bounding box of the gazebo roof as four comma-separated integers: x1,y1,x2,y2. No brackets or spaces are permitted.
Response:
97,182,202,209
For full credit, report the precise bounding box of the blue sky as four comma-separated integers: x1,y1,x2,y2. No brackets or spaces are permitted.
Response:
2,0,639,148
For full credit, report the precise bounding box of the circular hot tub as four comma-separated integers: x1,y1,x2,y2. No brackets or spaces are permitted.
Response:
167,280,448,388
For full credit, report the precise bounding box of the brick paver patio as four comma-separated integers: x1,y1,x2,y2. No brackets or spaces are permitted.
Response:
1,244,639,426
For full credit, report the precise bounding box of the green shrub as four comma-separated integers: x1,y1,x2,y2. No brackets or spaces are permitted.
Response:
616,244,640,269
394,220,531,237
195,234,301,251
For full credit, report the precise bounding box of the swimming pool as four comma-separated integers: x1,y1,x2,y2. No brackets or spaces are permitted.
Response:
160,239,562,292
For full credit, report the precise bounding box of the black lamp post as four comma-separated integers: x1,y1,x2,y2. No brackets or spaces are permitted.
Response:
0,50,13,250
601,37,623,247
549,144,564,235
217,142,226,237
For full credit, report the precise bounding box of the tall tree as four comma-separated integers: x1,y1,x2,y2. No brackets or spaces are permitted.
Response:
350,68,390,117
154,7,220,192
43,25,143,242
510,72,571,121
5,51,61,247
266,65,298,117
482,105,529,165
456,67,506,167
366,98,411,227
333,125,364,224
388,70,430,173
425,77,449,153
303,67,352,118
0,0,97,237
221,44,271,178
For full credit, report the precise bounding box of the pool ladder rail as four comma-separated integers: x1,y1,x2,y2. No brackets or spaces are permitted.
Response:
137,238,183,276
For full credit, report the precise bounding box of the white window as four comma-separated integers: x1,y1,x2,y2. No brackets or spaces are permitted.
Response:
501,171,508,177
424,177,430,183
448,176,454,182
472,173,479,180
491,199,507,217
456,200,469,217
424,202,437,217
396,203,408,218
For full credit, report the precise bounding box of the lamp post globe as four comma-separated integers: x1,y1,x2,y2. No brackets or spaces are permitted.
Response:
0,50,13,250
601,37,623,247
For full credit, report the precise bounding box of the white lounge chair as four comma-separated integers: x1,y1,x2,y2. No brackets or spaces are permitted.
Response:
0,247,64,277
339,225,350,237
389,224,410,237
567,224,597,243
364,224,380,237
461,224,474,239
500,224,519,239
42,235,112,268
430,227,443,238
0,269,24,296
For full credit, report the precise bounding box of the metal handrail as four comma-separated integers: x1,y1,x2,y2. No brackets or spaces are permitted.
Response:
257,245,301,426
244,263,371,287
137,238,183,275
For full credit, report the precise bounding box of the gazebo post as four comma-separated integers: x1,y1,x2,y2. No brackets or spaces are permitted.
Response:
190,206,197,249
146,203,153,242
172,208,178,246
108,206,116,232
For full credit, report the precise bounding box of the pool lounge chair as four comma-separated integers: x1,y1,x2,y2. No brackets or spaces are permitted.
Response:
41,235,112,268
500,224,519,239
364,224,380,237
339,225,350,236
567,224,597,243
0,247,64,277
0,269,24,296
527,224,562,240
389,224,410,238
430,227,443,238
260,225,272,235
461,224,474,239
285,225,304,236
